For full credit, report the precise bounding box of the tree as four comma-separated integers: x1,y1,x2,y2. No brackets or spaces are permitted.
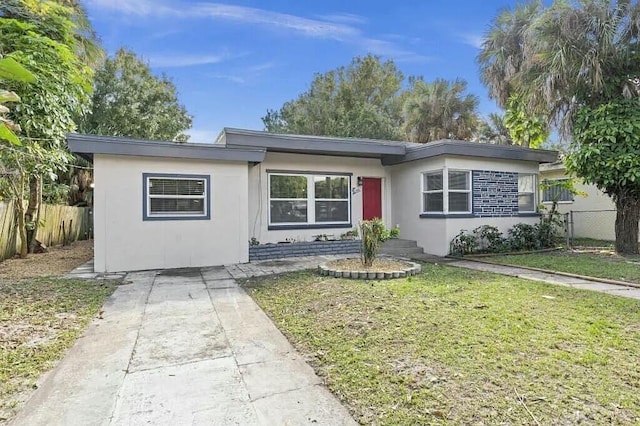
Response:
478,0,640,254
79,48,193,142
568,100,640,254
402,78,479,143
0,56,34,146
262,55,405,140
474,112,513,145
503,95,549,148
0,0,94,255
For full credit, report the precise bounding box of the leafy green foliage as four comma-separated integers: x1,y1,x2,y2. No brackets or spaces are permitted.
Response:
503,95,549,148
0,0,95,256
568,100,640,194
263,55,404,140
479,0,640,254
0,56,35,146
568,99,640,253
79,48,192,141
449,229,479,255
402,78,480,142
360,218,395,266
450,220,561,256
473,112,512,144
263,55,482,143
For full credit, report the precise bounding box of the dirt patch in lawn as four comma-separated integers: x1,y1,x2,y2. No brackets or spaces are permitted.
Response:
0,239,112,424
326,258,410,272
0,240,93,280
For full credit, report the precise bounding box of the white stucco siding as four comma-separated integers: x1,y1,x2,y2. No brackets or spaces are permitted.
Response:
248,152,390,244
389,156,541,256
540,167,616,240
94,154,249,272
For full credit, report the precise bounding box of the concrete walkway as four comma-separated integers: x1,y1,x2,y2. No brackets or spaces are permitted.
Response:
450,259,640,300
15,261,357,426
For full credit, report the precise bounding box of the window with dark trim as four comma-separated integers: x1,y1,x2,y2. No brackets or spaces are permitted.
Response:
421,169,471,214
268,173,350,226
143,173,210,220
542,179,574,203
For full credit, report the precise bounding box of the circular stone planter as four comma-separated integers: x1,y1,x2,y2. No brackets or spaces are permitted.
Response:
318,259,421,280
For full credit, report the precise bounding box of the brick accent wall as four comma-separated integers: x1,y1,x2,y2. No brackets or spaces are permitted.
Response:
472,170,519,217
249,240,361,261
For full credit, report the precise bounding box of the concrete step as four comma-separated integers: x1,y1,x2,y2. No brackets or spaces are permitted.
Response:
381,238,419,249
379,247,425,256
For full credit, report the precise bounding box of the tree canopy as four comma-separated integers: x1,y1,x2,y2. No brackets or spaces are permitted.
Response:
479,0,640,254
402,78,479,143
263,55,405,141
78,48,192,142
263,55,480,143
0,0,96,256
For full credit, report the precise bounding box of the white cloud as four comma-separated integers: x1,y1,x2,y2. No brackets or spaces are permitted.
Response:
459,33,484,49
209,62,277,85
316,13,367,25
191,4,358,39
85,0,173,16
85,0,420,60
147,54,229,68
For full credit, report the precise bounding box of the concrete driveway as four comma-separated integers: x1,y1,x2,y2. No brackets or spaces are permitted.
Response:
14,266,356,426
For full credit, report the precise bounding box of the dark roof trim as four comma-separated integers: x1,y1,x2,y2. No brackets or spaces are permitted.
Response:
382,139,558,165
66,133,266,163
220,127,407,157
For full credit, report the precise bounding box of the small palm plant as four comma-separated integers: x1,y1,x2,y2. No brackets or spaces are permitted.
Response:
360,219,399,266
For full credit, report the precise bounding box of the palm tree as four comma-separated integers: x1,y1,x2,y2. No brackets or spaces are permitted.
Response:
56,0,104,70
474,113,513,145
402,79,479,143
478,0,640,254
479,0,640,135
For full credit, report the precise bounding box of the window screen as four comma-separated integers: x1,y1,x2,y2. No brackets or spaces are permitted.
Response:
144,174,209,220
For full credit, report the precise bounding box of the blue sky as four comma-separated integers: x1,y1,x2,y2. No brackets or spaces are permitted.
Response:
84,0,519,143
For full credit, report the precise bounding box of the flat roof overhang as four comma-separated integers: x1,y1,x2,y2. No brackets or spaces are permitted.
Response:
220,128,406,158
382,140,558,165
67,133,266,163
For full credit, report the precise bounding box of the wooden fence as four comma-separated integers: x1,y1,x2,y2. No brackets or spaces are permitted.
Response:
0,201,91,261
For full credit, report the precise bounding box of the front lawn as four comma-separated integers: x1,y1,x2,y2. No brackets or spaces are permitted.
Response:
487,251,640,283
243,266,640,425
0,278,115,422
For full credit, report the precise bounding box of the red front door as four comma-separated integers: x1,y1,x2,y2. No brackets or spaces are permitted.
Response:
362,178,382,220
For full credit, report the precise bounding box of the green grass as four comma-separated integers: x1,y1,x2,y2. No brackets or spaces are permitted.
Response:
242,266,640,425
487,251,640,283
0,278,116,422
572,238,615,248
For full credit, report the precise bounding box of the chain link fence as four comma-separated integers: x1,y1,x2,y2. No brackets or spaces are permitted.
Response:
563,210,617,248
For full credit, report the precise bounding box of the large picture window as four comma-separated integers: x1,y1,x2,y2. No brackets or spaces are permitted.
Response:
422,169,471,214
269,173,350,226
143,173,210,220
518,174,536,212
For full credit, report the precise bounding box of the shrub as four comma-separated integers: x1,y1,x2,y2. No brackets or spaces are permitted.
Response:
360,219,395,266
450,229,479,256
450,218,561,256
474,225,506,253
507,223,538,251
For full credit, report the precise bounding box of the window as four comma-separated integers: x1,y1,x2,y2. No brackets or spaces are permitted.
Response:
143,173,210,220
518,174,536,213
268,173,350,226
542,179,574,203
422,169,471,214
